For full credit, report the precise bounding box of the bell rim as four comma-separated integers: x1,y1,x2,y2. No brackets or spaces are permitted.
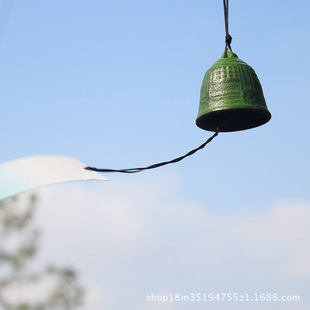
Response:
196,107,272,132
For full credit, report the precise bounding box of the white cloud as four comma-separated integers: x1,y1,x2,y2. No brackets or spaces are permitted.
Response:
15,174,310,309
2,278,53,305
81,280,113,310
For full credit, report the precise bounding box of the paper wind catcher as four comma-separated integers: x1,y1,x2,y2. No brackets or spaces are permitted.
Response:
0,156,108,201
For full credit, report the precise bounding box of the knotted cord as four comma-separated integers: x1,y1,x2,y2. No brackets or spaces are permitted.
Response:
223,0,232,57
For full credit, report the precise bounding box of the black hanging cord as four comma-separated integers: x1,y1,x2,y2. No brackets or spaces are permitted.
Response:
223,0,232,56
85,130,219,173
84,3,229,174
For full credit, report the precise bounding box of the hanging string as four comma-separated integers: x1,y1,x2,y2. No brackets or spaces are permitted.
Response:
223,0,232,57
84,3,227,174
85,130,219,173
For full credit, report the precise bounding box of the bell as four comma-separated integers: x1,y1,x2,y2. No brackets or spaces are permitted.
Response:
196,49,271,132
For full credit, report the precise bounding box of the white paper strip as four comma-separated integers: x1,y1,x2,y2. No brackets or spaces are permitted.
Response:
0,156,108,201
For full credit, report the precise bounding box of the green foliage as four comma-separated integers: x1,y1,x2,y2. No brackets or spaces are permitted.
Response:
0,195,85,310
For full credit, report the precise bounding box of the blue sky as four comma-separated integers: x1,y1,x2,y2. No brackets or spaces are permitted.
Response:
0,0,310,309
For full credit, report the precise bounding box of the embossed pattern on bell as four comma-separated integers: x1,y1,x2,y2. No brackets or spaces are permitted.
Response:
196,49,271,132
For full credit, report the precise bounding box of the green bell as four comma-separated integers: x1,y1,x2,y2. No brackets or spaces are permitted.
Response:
196,49,271,132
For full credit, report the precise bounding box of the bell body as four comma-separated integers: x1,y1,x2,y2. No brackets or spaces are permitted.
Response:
196,49,271,132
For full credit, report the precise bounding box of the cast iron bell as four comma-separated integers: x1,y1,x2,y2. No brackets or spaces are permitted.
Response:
196,49,271,132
